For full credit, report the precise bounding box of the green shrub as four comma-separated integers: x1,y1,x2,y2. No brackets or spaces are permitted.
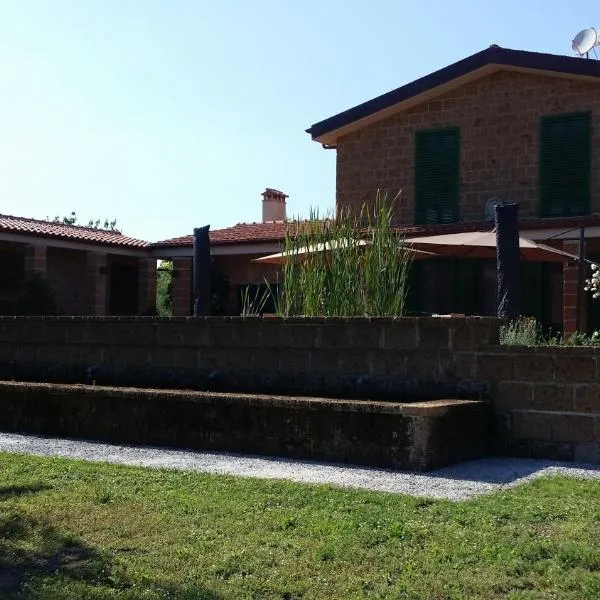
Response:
15,274,58,316
500,317,600,346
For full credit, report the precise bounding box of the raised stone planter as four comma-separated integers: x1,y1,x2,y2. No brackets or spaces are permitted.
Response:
0,381,489,471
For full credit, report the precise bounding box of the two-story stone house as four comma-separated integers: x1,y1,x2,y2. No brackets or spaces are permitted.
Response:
307,45,600,333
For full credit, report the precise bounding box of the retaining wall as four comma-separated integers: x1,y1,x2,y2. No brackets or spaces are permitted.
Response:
489,347,600,462
0,316,498,401
2,316,600,464
0,382,489,470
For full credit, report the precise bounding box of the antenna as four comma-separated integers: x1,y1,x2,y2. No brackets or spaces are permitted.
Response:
572,28,600,57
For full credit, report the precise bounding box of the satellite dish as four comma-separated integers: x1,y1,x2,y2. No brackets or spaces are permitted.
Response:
572,28,599,56
485,197,504,222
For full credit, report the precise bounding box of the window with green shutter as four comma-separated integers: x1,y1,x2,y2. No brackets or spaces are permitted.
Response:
414,127,460,225
539,112,591,218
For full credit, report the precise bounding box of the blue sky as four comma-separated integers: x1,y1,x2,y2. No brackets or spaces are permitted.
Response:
0,1,597,242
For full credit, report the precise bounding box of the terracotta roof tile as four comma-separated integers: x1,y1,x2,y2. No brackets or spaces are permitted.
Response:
153,221,318,248
0,214,149,249
153,215,600,249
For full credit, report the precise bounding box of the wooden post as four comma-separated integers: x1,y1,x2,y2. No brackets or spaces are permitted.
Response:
193,226,211,316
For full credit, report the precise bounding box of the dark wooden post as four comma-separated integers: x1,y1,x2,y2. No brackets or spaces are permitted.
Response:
495,203,521,319
193,226,211,316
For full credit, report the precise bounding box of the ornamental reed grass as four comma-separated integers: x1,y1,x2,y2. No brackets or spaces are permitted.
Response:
278,193,412,317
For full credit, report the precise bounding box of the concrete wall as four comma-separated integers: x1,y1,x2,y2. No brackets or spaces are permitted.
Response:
336,70,600,222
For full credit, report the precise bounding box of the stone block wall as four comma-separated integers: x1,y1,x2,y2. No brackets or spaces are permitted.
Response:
0,316,498,401
0,382,489,471
336,69,600,222
1,315,600,464
488,347,600,462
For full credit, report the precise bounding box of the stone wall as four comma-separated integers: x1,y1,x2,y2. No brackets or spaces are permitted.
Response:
489,347,600,463
336,70,600,222
0,382,489,471
2,316,600,464
47,247,90,315
0,316,498,401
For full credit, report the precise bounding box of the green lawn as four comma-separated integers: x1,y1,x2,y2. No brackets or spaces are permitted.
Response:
0,454,599,599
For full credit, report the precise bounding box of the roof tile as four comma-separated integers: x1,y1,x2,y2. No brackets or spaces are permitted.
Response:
153,221,318,248
153,214,600,249
0,214,149,249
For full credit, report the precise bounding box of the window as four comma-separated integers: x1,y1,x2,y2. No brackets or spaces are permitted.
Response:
414,127,460,224
539,112,591,217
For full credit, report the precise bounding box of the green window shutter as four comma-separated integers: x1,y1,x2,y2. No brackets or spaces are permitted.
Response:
414,128,460,225
540,112,591,218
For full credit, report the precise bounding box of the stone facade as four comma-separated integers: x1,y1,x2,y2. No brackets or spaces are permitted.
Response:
2,241,155,316
336,70,600,222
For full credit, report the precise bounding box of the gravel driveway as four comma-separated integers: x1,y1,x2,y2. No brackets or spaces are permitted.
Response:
1,432,599,501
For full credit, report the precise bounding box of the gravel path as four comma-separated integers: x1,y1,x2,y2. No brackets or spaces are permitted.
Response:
1,432,600,501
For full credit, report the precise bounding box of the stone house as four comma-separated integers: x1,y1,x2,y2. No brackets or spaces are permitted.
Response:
0,215,155,315
306,45,600,333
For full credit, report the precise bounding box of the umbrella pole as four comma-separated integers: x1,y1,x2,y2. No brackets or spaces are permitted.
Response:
576,227,586,332
495,203,521,319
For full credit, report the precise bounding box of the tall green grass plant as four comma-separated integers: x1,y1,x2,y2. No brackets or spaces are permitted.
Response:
278,194,412,317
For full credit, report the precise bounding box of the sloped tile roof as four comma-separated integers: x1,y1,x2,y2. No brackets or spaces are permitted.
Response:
153,221,318,248
153,214,600,250
0,214,149,249
307,45,600,144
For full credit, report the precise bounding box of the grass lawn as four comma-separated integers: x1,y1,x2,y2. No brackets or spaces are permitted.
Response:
0,454,599,599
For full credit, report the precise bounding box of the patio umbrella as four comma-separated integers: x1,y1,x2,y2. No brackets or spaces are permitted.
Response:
404,231,578,262
253,239,437,265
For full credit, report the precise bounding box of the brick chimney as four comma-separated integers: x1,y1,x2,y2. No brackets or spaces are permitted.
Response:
261,188,288,222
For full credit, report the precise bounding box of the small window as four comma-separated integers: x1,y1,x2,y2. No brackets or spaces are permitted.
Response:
540,112,591,217
414,127,460,225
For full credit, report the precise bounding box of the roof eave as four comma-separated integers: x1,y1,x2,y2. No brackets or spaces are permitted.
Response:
307,46,600,145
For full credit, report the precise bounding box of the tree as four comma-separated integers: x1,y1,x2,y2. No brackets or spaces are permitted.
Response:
47,212,119,231
156,260,173,316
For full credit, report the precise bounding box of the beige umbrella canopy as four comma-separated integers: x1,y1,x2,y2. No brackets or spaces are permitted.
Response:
254,239,437,266
405,231,578,262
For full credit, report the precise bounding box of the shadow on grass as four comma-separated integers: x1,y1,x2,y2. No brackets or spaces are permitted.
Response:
0,511,222,599
0,484,52,501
